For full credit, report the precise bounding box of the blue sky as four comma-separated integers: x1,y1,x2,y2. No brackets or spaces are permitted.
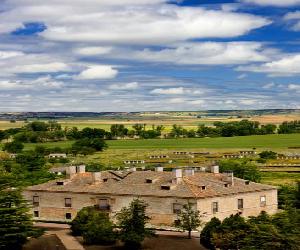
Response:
0,0,300,111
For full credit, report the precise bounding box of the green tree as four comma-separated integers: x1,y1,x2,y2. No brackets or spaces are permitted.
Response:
259,151,277,159
175,203,202,238
0,175,42,250
3,141,24,153
200,217,221,249
116,199,154,249
83,212,116,245
219,159,261,182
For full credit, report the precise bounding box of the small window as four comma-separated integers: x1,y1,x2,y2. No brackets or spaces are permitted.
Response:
161,185,171,190
33,196,39,206
34,211,39,217
99,199,110,211
146,179,152,183
212,202,218,214
103,178,108,182
238,199,244,209
201,186,206,190
260,196,266,207
65,213,72,220
56,181,64,186
173,203,183,214
65,198,72,208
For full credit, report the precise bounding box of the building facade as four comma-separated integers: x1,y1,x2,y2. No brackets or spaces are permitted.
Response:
23,166,278,227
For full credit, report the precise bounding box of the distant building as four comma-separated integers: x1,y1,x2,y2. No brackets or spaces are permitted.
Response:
48,153,67,159
223,154,244,159
149,155,169,159
23,166,278,227
239,150,257,156
123,160,145,165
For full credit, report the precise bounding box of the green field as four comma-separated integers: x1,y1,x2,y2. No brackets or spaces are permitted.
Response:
20,133,300,151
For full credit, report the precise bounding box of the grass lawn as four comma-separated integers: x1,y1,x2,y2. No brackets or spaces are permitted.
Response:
106,134,300,150
261,172,300,185
20,133,300,151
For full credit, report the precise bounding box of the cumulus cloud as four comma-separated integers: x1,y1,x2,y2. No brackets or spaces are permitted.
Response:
0,1,270,45
0,75,63,90
131,42,272,65
109,82,139,90
151,87,186,95
284,11,300,31
74,46,112,56
76,65,118,80
242,0,300,6
237,54,300,76
288,84,300,91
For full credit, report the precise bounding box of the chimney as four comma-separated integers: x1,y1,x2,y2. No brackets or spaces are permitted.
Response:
172,169,183,184
66,166,76,179
130,167,137,172
92,172,102,184
211,165,219,174
222,171,234,186
155,166,164,172
77,165,86,174
184,169,195,176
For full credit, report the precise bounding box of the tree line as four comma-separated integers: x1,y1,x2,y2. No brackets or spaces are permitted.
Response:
1,120,300,145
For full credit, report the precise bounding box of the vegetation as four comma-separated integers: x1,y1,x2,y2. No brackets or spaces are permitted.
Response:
0,174,42,250
219,159,261,182
71,207,116,245
175,203,202,238
259,150,277,159
278,120,300,134
200,211,300,250
117,199,154,249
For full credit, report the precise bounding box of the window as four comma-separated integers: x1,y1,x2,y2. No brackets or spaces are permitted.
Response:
65,213,72,220
34,211,39,217
99,199,110,211
260,196,266,207
238,199,244,209
33,196,39,206
212,202,218,214
173,203,183,214
65,198,72,208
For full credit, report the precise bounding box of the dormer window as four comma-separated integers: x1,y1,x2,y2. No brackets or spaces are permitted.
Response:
245,181,250,185
201,185,206,190
161,185,171,190
146,179,153,183
224,183,229,187
56,181,64,186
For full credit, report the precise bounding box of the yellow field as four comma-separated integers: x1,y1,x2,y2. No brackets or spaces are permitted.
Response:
1,113,299,131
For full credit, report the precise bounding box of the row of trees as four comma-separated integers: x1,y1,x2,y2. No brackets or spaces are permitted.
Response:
1,119,300,145
200,210,300,250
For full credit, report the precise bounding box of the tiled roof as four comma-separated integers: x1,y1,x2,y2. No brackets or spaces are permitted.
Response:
26,170,276,199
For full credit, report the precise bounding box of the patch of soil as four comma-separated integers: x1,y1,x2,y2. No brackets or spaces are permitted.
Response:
82,235,205,250
23,234,66,250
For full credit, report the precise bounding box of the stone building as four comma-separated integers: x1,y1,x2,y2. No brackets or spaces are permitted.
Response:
23,166,277,227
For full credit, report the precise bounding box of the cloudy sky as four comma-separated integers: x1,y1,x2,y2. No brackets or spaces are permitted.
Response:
0,0,300,111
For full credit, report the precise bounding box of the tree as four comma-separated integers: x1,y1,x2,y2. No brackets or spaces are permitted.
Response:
219,159,261,182
175,203,202,238
71,206,116,245
83,212,116,245
0,175,42,250
116,199,154,249
71,138,107,155
259,151,277,160
3,141,24,153
200,217,221,249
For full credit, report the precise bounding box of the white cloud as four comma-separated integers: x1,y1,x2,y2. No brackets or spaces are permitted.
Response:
151,87,186,95
189,100,205,105
237,54,300,76
74,46,112,56
237,74,247,79
284,11,300,31
0,2,270,45
0,50,24,59
168,98,185,104
130,42,273,65
239,99,257,105
262,82,275,89
12,62,69,73
109,82,139,90
76,65,118,79
0,75,63,90
242,0,300,6
288,84,300,91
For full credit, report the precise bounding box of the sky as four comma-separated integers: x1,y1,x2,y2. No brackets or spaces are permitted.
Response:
0,0,300,111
